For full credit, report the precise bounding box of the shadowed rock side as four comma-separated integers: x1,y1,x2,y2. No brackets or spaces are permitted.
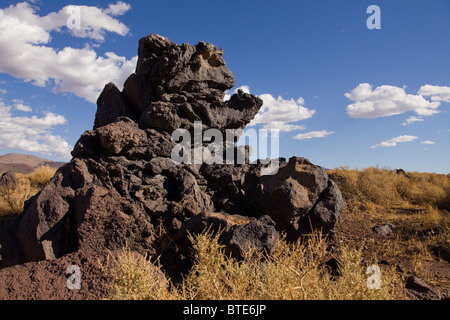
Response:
0,34,344,283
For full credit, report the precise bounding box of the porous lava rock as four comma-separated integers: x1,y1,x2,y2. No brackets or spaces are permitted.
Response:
0,34,344,284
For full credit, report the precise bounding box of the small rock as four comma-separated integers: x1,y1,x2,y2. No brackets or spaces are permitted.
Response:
405,275,439,300
372,223,395,236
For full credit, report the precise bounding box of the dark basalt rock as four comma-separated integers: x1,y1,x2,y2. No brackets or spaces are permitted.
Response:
0,34,345,281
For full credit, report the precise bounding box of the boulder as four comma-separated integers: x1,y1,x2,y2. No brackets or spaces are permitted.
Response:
242,157,344,240
0,171,16,189
0,34,345,284
94,83,137,129
220,215,279,259
174,212,278,259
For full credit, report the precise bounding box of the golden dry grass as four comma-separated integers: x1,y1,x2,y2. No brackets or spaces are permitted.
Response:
327,166,450,213
0,165,56,218
105,230,407,300
328,167,450,293
100,247,180,300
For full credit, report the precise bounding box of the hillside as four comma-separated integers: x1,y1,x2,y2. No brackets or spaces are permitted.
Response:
0,153,66,175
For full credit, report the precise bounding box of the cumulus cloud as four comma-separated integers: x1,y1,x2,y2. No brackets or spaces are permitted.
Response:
418,85,450,103
421,140,436,145
402,116,424,126
261,122,305,132
345,83,441,119
251,94,316,131
104,1,132,16
0,2,136,103
370,135,418,148
13,103,32,112
225,86,316,133
0,101,72,159
293,130,334,140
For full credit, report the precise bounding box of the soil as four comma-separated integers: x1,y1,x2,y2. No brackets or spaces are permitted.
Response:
333,209,450,299
0,251,113,300
0,208,448,300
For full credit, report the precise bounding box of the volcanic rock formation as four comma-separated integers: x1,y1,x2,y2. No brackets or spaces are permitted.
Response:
0,34,344,280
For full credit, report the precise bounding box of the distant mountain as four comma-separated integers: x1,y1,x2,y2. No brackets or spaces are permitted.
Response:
0,153,67,175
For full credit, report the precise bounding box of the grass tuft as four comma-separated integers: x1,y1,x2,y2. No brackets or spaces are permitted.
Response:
104,229,407,300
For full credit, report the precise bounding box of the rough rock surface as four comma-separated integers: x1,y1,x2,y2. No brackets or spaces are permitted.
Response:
0,171,16,189
0,34,345,286
0,251,112,300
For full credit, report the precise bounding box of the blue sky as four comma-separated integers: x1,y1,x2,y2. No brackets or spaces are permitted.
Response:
0,0,449,173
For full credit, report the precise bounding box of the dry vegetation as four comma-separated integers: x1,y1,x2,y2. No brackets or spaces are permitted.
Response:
103,166,449,300
327,166,450,214
1,165,448,299
328,167,450,295
0,165,57,220
102,230,406,300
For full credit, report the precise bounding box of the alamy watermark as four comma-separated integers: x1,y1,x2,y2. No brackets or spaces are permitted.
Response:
66,264,81,290
171,121,280,175
367,5,381,30
66,6,81,30
366,265,381,290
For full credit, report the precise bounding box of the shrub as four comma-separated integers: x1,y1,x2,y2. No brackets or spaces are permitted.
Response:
100,247,178,300
104,230,407,300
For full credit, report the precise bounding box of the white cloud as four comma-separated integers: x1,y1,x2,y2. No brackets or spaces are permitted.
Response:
11,99,32,112
345,83,441,119
224,86,316,132
252,94,315,127
225,86,316,133
418,85,450,103
402,116,424,126
421,140,436,145
13,103,32,112
370,135,418,148
104,1,132,16
225,86,334,140
293,130,334,140
0,2,136,103
261,122,305,132
0,101,72,159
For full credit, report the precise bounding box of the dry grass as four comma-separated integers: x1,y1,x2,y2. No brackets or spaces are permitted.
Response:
102,166,449,300
0,165,56,218
105,230,407,300
328,166,450,213
100,247,180,300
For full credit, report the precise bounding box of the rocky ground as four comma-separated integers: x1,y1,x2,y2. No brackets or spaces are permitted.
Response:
334,208,450,300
